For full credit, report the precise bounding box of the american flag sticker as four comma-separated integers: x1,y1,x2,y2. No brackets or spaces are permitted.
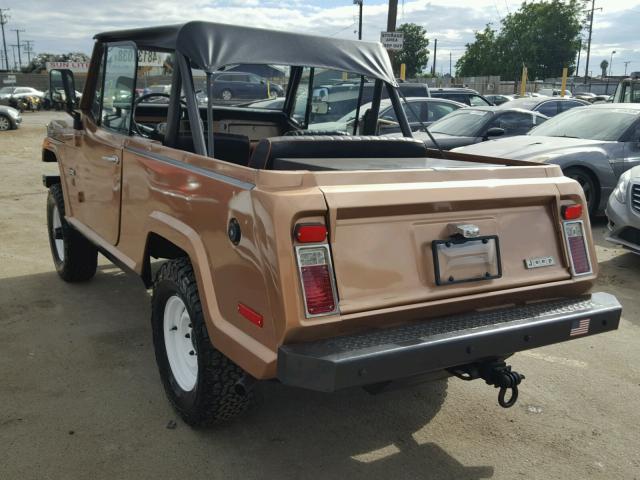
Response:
570,318,590,336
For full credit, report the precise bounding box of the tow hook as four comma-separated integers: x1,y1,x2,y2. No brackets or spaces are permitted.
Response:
234,374,257,397
449,360,526,408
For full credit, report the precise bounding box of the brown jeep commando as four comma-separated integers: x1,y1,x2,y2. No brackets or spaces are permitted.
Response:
42,22,621,426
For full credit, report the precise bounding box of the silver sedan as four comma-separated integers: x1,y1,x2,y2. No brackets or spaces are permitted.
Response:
453,104,640,215
606,165,640,253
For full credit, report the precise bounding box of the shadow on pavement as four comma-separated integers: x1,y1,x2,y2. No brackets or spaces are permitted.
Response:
0,266,494,480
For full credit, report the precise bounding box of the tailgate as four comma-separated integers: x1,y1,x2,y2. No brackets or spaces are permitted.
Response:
320,177,573,314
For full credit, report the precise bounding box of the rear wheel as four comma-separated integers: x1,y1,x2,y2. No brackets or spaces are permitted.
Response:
0,114,11,131
151,258,253,426
47,184,98,282
564,167,598,215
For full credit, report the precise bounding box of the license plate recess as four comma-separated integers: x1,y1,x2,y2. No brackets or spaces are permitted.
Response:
432,236,502,286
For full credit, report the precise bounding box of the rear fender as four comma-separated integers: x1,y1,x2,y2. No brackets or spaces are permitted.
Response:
143,211,277,379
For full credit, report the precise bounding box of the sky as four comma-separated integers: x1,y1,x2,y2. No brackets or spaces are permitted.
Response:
1,0,639,77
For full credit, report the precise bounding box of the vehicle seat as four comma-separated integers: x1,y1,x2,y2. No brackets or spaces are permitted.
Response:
248,135,427,170
174,132,251,166
284,129,349,137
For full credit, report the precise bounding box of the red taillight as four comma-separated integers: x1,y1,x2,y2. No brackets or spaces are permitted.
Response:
296,245,337,316
562,204,583,220
294,224,327,243
238,303,263,328
564,221,592,275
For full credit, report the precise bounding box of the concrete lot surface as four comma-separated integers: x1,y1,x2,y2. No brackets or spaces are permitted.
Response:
1,112,639,480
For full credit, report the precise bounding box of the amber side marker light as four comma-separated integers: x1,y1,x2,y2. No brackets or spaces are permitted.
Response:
294,224,327,243
238,303,263,328
561,204,583,220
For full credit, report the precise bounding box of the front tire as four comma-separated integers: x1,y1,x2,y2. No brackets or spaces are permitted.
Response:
47,184,98,282
151,258,252,426
0,114,11,131
564,167,598,215
221,89,233,101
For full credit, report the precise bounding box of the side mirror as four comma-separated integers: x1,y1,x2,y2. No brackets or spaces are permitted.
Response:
49,69,82,129
311,101,329,115
485,127,505,139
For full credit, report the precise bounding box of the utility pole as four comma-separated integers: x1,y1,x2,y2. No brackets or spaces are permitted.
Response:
354,0,363,40
9,43,17,70
575,38,582,79
583,0,602,83
624,61,631,76
386,0,398,73
431,38,437,76
11,28,23,68
24,39,33,64
0,8,9,71
449,51,452,77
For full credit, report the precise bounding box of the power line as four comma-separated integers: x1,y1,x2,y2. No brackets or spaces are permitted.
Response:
24,39,33,63
329,22,356,37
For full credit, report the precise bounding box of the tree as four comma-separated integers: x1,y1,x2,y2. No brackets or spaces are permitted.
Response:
393,23,429,78
21,52,90,74
456,0,586,80
455,25,499,77
600,59,609,77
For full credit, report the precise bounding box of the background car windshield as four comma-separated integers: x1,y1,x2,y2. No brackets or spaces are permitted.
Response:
429,110,490,136
528,108,640,141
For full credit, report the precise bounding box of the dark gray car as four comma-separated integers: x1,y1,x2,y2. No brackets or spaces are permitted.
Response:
408,107,547,150
453,104,640,214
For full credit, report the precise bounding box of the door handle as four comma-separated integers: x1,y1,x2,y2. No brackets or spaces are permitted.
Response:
101,154,120,164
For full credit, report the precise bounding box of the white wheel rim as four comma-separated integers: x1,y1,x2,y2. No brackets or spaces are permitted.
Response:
0,116,9,130
222,90,232,100
163,295,198,392
52,204,64,261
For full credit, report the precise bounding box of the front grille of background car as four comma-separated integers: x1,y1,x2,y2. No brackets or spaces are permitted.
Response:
632,184,640,214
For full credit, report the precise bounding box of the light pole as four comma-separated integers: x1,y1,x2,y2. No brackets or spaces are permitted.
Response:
353,0,363,40
624,61,631,76
609,50,616,77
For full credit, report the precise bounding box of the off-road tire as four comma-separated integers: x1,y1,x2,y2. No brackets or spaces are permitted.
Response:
47,184,98,282
151,258,253,426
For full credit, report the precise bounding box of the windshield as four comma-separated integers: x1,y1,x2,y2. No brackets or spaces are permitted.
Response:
616,81,640,103
293,67,373,131
0,87,15,94
528,107,640,141
429,109,491,136
334,100,392,124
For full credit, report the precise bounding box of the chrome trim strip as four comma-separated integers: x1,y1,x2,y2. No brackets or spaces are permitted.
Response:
295,244,340,318
125,146,255,190
562,220,593,277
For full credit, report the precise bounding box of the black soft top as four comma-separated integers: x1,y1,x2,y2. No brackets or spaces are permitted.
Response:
94,21,397,86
